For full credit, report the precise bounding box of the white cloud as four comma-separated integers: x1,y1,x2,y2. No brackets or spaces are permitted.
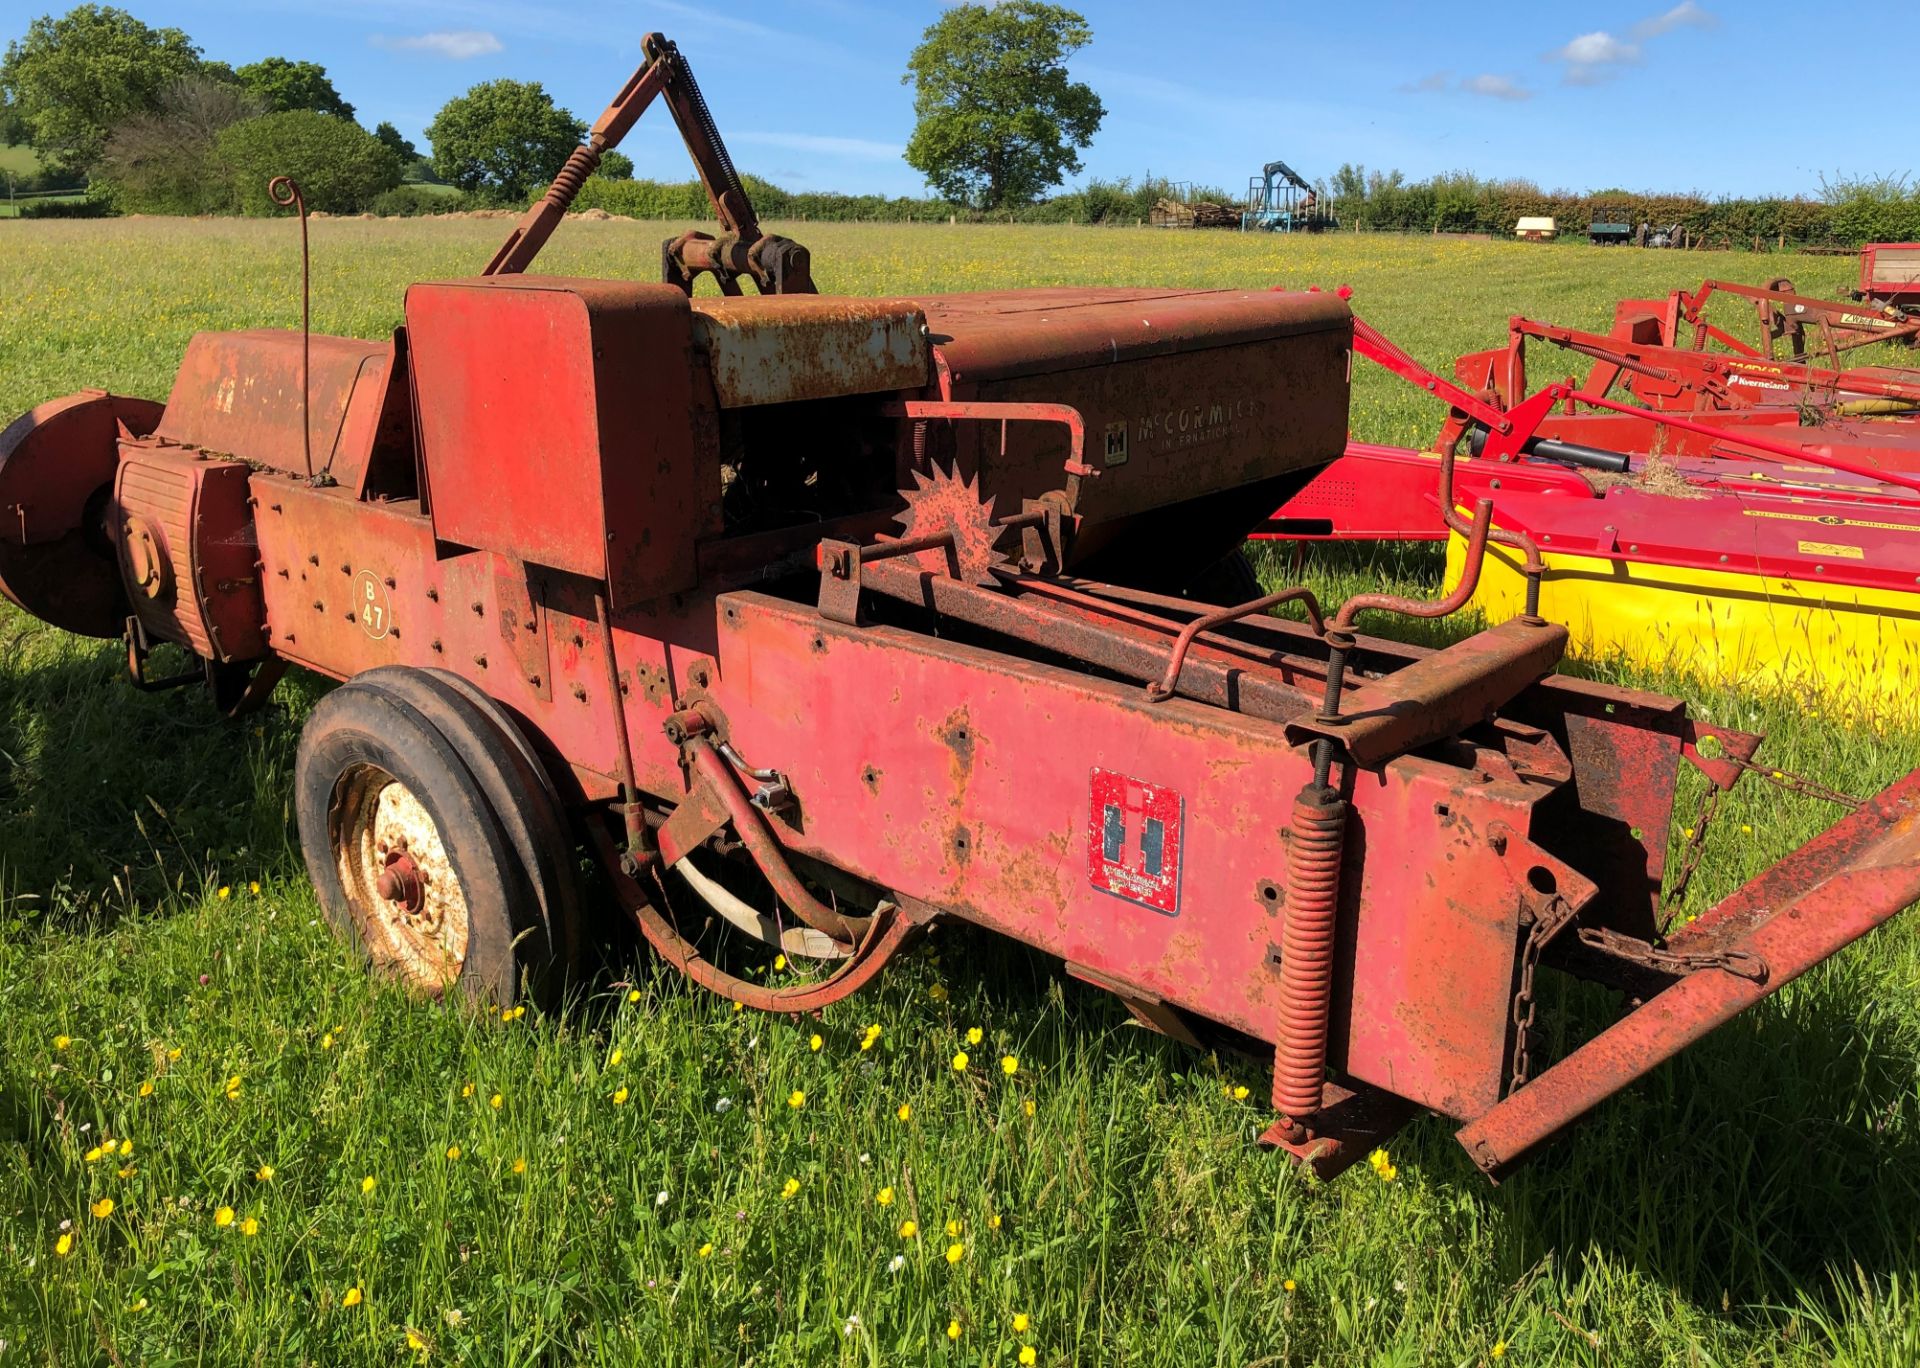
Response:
1632,1,1715,40
1398,71,1451,94
1460,74,1531,101
371,30,504,60
732,131,902,161
1550,5,1713,85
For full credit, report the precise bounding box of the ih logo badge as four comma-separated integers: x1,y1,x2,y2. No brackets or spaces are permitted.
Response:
1102,420,1130,466
1087,768,1183,914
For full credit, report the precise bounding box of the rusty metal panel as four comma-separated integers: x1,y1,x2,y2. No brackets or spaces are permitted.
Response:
916,290,1351,526
405,277,711,611
701,591,1526,1114
690,296,928,406
917,287,1352,383
112,442,265,662
154,331,389,477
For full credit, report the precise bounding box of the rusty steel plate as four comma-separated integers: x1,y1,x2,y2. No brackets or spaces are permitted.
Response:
691,295,929,406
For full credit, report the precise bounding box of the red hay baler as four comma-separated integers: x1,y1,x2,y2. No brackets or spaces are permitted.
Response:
4,37,1920,1182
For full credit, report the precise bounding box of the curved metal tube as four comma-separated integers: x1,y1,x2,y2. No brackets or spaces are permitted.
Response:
687,737,868,946
1146,587,1325,701
1331,489,1495,634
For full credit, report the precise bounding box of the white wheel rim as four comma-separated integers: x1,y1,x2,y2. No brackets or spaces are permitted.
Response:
332,764,470,992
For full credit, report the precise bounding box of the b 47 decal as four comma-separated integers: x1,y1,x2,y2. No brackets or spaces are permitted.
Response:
1087,768,1184,915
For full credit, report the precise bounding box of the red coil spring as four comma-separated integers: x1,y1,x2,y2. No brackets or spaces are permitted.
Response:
544,146,601,207
1275,786,1347,1118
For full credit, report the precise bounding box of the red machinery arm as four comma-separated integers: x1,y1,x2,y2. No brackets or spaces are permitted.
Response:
484,33,812,293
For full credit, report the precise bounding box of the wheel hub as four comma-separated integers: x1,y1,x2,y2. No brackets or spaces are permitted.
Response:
332,765,469,992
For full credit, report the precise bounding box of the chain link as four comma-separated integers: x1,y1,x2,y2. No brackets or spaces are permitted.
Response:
1509,891,1578,1092
1662,754,1862,926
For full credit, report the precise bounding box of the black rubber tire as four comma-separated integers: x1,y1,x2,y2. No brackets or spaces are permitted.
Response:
358,666,583,996
294,670,568,1008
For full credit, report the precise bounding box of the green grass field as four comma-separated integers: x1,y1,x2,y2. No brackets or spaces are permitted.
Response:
2,220,1918,1365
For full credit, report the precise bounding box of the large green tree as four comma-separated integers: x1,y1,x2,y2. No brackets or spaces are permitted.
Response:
216,110,401,215
372,120,417,163
0,5,204,177
425,80,584,200
235,57,354,120
902,2,1104,210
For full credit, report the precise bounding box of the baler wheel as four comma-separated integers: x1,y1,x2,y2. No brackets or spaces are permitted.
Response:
295,670,575,1008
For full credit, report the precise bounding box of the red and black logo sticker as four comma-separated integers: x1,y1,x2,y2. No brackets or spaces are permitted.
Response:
1087,768,1183,915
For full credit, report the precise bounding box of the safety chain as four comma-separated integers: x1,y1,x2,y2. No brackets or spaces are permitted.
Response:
1662,754,1862,922
1509,890,1579,1093
1576,925,1770,984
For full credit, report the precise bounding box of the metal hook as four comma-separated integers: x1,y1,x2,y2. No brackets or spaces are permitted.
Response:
267,175,312,481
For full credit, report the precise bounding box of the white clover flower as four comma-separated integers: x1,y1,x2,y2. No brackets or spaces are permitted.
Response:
888,1255,906,1273
655,1190,670,1208
715,1096,734,1114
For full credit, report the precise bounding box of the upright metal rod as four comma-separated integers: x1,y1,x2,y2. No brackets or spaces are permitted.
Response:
267,176,311,480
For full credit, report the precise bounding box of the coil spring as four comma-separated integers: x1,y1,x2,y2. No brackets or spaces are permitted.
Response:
544,146,602,207
1275,786,1347,1118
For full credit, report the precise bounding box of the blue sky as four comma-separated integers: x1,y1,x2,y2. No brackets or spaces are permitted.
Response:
57,1,1917,198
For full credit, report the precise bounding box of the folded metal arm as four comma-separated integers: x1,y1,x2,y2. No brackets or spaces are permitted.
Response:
484,32,814,294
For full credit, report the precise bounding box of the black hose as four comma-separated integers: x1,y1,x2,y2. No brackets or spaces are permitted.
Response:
1468,426,1631,474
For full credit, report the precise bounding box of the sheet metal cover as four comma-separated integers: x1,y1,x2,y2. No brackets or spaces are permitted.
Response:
691,296,929,407
914,287,1352,385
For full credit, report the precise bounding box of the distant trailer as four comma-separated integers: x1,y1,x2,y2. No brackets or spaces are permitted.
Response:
1588,220,1632,245
1859,243,1920,311
1514,216,1556,242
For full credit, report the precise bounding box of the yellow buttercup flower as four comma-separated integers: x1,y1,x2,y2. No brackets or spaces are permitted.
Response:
1001,1055,1019,1076
609,1049,623,1067
511,1157,527,1175
988,1213,1002,1230
116,1166,135,1179
781,1177,801,1200
1020,1348,1037,1366
861,1023,881,1051
876,1186,894,1206
697,1242,714,1258
1013,1312,1030,1333
1283,1277,1296,1293
255,1164,274,1182
446,1145,461,1160
129,1297,149,1313
731,1001,745,1014
965,1026,983,1046
342,1286,363,1308
946,1320,961,1341
321,1032,334,1050
490,1093,503,1110
928,984,948,1002
951,1051,969,1072
214,1206,235,1227
1491,1343,1506,1360
53,1035,70,1050
898,1219,918,1238
945,1241,964,1264
55,1232,73,1257
787,1090,805,1109
84,1146,103,1163
896,1103,912,1122
406,1329,427,1351
1232,1085,1250,1100
627,989,642,1004
809,1034,823,1052
461,1083,475,1098
1023,1098,1036,1117
612,1087,629,1106
249,881,261,895
945,1218,962,1237
91,1197,114,1219
240,1216,259,1237
218,886,231,900
773,954,786,971
361,1175,377,1194
139,1081,154,1097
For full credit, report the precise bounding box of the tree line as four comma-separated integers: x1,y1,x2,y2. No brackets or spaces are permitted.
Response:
0,4,639,215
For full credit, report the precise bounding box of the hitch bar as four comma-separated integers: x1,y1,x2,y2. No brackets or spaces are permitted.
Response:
1456,765,1920,1177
